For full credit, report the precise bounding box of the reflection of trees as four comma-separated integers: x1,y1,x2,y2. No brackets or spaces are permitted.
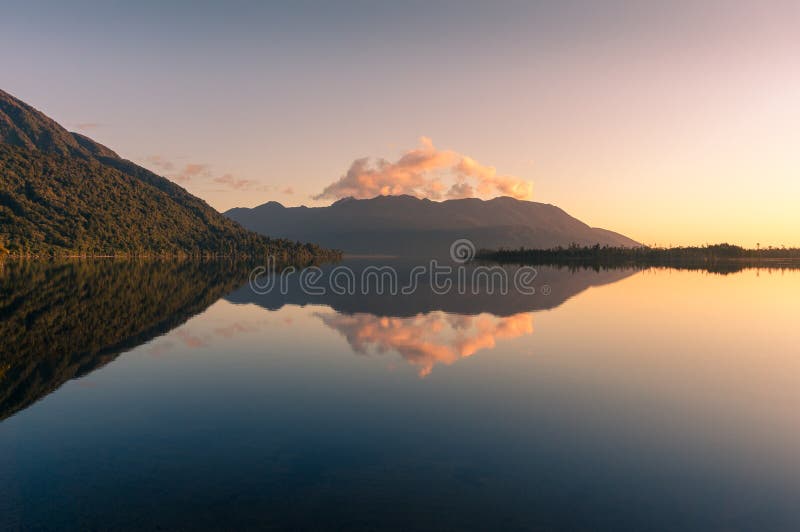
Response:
318,311,534,377
0,260,249,421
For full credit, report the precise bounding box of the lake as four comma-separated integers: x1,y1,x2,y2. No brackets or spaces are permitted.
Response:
1,259,799,531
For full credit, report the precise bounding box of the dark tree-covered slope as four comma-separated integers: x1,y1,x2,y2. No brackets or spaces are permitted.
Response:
0,88,339,260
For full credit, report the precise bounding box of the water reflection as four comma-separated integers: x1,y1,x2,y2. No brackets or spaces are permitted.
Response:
2,261,800,530
0,259,634,419
0,259,252,421
227,261,634,375
318,311,534,377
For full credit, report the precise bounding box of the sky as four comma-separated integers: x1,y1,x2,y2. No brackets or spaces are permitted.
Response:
1,0,798,246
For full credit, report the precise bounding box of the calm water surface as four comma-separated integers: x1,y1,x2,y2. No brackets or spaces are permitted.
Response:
1,260,799,531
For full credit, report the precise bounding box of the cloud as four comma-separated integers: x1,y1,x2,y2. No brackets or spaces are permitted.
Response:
144,156,262,190
315,137,533,202
74,122,103,131
146,155,199,183
447,180,474,199
282,186,294,195
454,156,533,199
146,155,175,172
318,311,534,377
173,163,211,184
213,173,256,190
144,157,217,185
146,156,209,183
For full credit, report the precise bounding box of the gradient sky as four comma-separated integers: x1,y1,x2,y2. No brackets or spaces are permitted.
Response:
2,0,798,246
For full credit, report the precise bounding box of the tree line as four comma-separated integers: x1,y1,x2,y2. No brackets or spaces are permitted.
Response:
477,243,800,274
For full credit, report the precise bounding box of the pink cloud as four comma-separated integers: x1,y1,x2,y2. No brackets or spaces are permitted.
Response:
145,156,214,184
177,163,211,183
214,173,256,190
145,156,260,190
146,155,175,172
182,163,209,176
315,137,533,201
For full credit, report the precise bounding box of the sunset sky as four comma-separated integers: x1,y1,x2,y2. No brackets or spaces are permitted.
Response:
2,0,798,246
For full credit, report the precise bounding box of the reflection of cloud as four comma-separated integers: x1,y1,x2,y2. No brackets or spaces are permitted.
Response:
315,137,533,201
175,329,208,348
214,322,259,338
148,320,264,353
147,340,175,357
318,311,534,377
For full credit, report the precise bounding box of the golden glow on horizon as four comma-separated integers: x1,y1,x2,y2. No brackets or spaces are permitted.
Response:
532,267,800,461
9,2,797,247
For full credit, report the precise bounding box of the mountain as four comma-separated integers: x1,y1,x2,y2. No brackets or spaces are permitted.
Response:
0,88,338,261
225,195,640,257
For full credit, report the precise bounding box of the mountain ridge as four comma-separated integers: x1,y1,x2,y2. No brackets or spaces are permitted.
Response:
226,194,639,257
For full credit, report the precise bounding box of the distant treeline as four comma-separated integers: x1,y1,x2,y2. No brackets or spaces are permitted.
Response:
477,243,800,274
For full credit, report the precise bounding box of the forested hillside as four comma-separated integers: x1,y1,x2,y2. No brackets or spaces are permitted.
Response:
0,89,339,261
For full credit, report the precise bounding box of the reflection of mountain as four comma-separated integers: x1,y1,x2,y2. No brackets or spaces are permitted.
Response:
227,261,636,375
225,260,636,317
1,261,636,418
0,260,249,421
318,311,534,377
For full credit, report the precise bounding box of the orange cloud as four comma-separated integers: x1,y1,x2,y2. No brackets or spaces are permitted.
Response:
315,137,533,201
174,163,211,183
318,311,534,377
455,157,534,199
146,155,263,190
